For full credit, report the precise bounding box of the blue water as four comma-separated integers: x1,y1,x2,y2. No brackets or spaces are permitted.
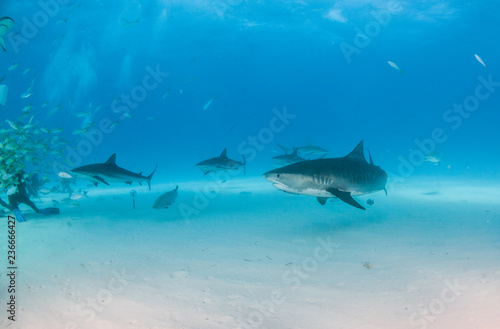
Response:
2,0,499,183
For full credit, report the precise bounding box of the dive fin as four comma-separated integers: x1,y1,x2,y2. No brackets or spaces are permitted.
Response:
326,188,365,210
317,197,328,206
13,208,27,222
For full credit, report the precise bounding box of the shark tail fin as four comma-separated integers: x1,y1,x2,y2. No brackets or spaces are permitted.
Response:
146,164,158,191
242,154,246,175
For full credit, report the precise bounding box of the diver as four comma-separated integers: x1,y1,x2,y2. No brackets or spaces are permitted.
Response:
26,172,44,198
0,173,59,222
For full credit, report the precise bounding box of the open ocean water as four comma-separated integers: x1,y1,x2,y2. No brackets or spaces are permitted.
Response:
0,1,499,328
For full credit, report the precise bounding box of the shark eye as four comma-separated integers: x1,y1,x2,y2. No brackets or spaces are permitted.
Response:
276,174,280,178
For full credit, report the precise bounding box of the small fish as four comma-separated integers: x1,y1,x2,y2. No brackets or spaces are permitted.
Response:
42,102,48,108
146,116,154,120
6,186,18,195
23,67,33,75
387,61,403,75
72,128,86,135
203,95,217,110
121,18,140,28
48,105,62,116
162,89,170,99
22,104,32,112
83,121,95,129
21,92,31,99
94,104,103,113
58,172,73,179
6,119,18,130
474,54,486,67
75,112,89,117
425,155,441,165
51,128,64,134
70,194,83,201
52,34,65,45
8,63,21,71
18,112,30,120
110,120,120,128
39,189,51,195
56,18,68,24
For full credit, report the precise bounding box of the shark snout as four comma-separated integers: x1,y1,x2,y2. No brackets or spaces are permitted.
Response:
262,170,280,183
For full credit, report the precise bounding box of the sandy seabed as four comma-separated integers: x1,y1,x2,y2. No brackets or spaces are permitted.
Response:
1,177,499,329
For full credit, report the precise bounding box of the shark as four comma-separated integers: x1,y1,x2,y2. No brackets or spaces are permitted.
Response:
263,141,387,210
278,143,328,158
196,149,246,175
71,154,157,190
0,17,14,52
272,148,306,166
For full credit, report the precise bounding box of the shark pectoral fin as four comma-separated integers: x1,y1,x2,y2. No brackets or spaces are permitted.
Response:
0,37,6,52
317,197,328,206
92,181,99,187
326,188,365,210
93,176,110,186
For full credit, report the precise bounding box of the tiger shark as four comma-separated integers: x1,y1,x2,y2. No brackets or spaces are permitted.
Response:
263,141,387,210
196,148,246,175
71,154,157,190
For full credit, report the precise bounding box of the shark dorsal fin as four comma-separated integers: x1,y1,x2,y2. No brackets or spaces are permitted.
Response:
105,154,117,165
291,148,298,156
219,148,227,158
344,141,367,162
